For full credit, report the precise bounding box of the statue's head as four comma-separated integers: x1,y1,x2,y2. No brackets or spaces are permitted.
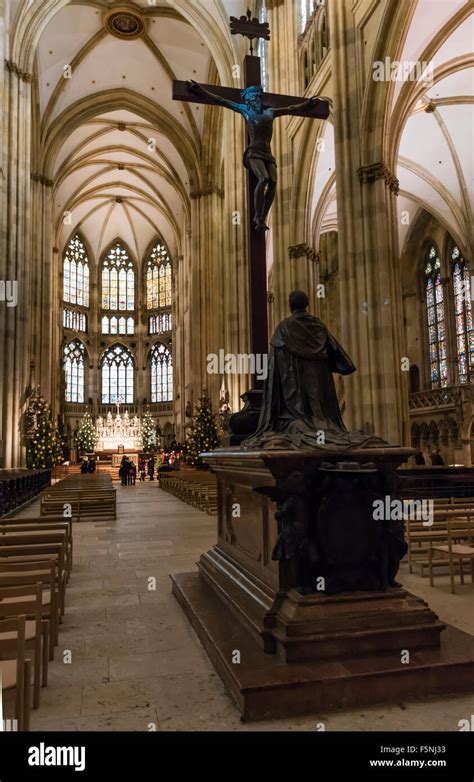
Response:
241,85,263,110
289,290,309,312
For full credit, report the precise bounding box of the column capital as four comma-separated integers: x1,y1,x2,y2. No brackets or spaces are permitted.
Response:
288,243,320,263
266,0,285,9
31,172,53,187
5,59,32,82
190,186,224,200
357,162,399,195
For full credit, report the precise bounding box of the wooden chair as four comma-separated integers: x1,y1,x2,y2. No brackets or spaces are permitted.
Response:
0,582,48,708
0,538,69,601
0,614,31,730
429,515,474,593
0,560,57,659
0,521,73,577
0,552,60,653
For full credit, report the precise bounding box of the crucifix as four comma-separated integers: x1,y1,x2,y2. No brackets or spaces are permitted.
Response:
173,9,329,400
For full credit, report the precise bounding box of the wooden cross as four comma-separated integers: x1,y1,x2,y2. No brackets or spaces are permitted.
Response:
173,10,329,388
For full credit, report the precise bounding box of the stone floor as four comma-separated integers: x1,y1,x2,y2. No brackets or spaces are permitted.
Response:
16,483,474,732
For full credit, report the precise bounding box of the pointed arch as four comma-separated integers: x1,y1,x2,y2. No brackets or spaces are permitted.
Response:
63,230,90,307
150,343,173,403
100,343,135,404
424,242,448,389
450,243,472,383
63,339,85,403
100,239,135,313
145,237,173,311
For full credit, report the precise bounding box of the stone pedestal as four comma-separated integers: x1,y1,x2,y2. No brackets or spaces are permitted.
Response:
171,446,474,720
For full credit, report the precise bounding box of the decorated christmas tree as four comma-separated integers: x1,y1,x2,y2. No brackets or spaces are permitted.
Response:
141,411,156,452
25,393,63,469
186,393,220,467
75,412,98,454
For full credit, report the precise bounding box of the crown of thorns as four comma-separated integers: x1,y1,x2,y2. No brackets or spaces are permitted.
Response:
241,85,263,100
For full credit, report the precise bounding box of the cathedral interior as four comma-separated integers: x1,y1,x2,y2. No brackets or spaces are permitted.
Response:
0,0,472,754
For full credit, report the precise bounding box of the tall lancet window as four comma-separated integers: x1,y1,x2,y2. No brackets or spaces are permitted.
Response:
64,340,85,403
101,242,134,311
63,234,89,307
146,239,172,336
146,241,172,309
425,245,448,388
150,344,173,403
101,345,134,404
452,245,473,384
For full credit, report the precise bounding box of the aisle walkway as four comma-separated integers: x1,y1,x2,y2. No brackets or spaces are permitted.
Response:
17,483,474,732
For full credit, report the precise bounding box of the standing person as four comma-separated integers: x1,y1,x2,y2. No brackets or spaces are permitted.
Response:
139,457,146,482
432,449,445,466
415,450,425,465
80,458,89,474
120,455,129,486
129,460,137,485
147,456,155,481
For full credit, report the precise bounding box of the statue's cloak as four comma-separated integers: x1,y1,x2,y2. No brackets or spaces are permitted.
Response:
244,312,384,450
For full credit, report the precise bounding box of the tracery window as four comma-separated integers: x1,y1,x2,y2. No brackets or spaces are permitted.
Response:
63,234,89,307
101,315,134,336
64,340,85,403
452,245,473,384
150,344,173,403
101,242,134,311
425,245,448,388
149,313,172,335
63,309,87,332
146,241,172,310
101,345,134,404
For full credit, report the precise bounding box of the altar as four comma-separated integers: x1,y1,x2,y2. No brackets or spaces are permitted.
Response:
96,408,142,452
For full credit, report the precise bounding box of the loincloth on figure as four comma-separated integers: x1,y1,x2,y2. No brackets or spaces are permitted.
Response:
243,146,277,170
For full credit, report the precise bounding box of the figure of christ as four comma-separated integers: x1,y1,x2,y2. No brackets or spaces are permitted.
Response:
187,81,321,231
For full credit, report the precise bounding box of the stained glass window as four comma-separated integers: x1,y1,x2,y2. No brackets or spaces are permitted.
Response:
63,309,87,332
63,234,89,307
64,340,85,403
102,315,134,335
452,245,472,384
149,313,172,335
102,242,134,311
146,241,172,310
101,345,134,404
151,344,173,403
425,245,448,388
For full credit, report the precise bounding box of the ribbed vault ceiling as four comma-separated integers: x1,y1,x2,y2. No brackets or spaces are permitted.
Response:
395,2,473,255
32,0,244,261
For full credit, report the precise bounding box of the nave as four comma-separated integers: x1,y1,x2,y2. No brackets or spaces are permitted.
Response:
11,484,473,732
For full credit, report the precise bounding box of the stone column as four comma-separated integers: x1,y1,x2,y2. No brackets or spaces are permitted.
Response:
30,174,55,407
0,57,33,466
267,0,301,325
328,0,408,444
